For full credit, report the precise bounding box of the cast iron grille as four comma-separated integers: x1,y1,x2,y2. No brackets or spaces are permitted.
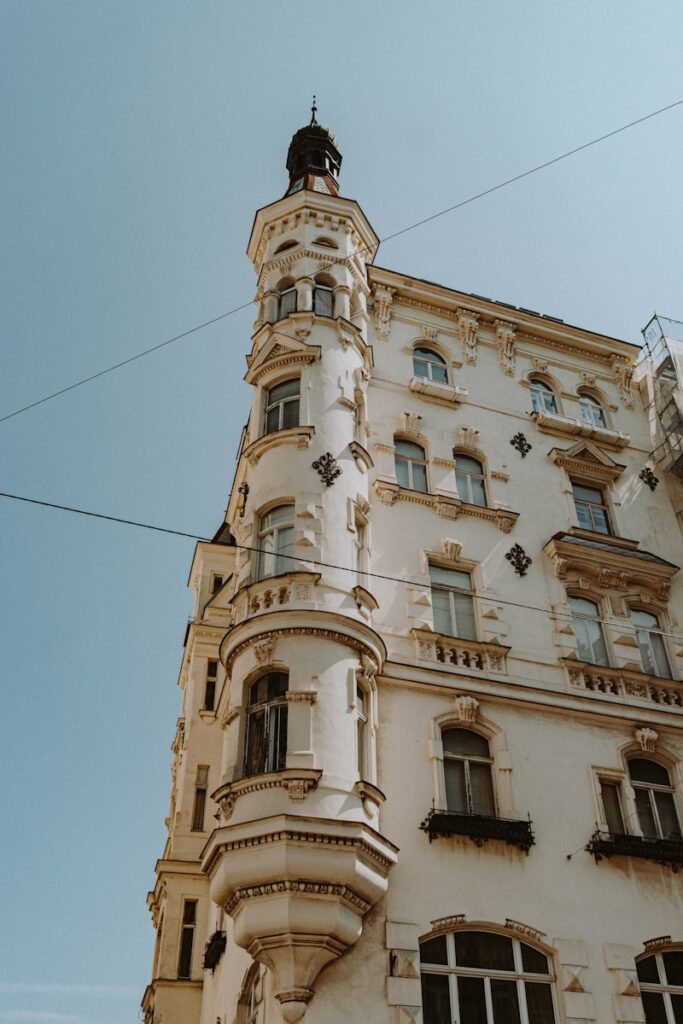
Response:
203,930,227,971
420,808,534,853
586,830,683,871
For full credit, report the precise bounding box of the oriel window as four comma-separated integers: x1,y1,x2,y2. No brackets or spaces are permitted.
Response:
278,287,297,319
313,285,334,317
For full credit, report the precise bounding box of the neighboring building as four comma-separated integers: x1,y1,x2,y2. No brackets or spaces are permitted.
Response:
142,111,683,1024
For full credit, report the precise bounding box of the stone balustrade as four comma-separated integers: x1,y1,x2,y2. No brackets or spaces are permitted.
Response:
565,659,683,709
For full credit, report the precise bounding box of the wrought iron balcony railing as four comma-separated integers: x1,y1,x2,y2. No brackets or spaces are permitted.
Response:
585,830,683,871
420,808,534,853
203,930,227,971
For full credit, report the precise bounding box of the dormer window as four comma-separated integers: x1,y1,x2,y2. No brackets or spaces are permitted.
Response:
413,347,448,384
571,481,611,534
530,378,557,414
579,392,607,428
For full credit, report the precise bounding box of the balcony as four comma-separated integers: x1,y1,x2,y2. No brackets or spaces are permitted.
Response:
532,409,630,449
420,808,534,853
231,571,321,624
565,659,683,710
586,830,683,871
203,930,227,971
413,629,509,674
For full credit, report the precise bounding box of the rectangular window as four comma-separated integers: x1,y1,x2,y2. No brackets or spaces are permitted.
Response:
256,504,295,580
429,565,477,640
191,766,209,832
599,780,625,834
177,899,197,978
264,378,300,435
313,286,334,317
279,288,297,319
204,660,218,711
210,575,224,595
356,685,368,777
571,482,611,535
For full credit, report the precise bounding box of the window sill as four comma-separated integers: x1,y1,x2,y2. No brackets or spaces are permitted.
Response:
198,709,217,722
243,425,315,467
212,768,323,822
420,808,534,852
564,658,682,708
531,410,630,449
413,628,509,674
586,830,683,870
373,480,518,531
409,376,468,405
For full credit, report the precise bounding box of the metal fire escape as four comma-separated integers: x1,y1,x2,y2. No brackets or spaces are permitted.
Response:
642,314,683,479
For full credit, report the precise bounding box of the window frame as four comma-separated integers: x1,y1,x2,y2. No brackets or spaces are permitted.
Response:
578,391,607,428
419,928,558,1024
441,727,496,818
256,503,295,580
529,377,558,414
429,564,477,641
629,607,672,679
177,898,198,979
628,758,681,841
278,286,297,320
204,659,218,712
637,948,683,1024
568,594,610,666
454,452,488,507
313,284,334,318
394,438,429,493
355,683,369,779
571,480,612,535
243,672,289,778
413,346,449,384
263,377,301,436
191,765,209,832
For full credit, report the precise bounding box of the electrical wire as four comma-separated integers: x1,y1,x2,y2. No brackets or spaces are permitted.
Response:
2,99,681,427
2,488,681,645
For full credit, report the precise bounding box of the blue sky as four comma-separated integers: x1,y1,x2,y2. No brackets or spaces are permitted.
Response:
1,2,682,1021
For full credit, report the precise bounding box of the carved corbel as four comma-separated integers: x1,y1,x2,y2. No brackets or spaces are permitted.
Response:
253,637,276,665
634,727,658,752
401,411,423,434
441,538,462,561
453,694,479,722
372,285,396,341
610,355,635,408
457,309,479,364
456,425,480,448
495,321,516,375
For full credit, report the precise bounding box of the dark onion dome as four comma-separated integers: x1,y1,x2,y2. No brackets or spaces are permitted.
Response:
285,98,342,197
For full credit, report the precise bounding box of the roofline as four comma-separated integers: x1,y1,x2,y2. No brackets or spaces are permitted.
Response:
369,264,641,356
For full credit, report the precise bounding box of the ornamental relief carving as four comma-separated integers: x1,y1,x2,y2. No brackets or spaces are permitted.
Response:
372,285,396,341
495,321,516,375
457,309,479,364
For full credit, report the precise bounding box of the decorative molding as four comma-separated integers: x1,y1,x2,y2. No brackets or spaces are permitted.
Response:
401,411,423,434
413,628,509,674
348,441,374,472
566,660,683,709
226,880,372,918
409,376,468,405
453,694,479,722
506,544,532,576
610,354,635,407
286,690,318,704
495,320,516,375
634,726,658,752
548,440,626,481
372,481,519,531
253,637,275,665
510,432,532,457
420,323,438,343
544,534,677,602
312,452,342,486
237,481,249,517
504,919,546,944
213,769,323,821
644,935,673,951
532,410,630,449
245,332,321,386
224,625,380,673
640,466,659,491
430,914,467,931
373,285,396,340
441,538,462,562
457,309,480,364
456,425,480,448
243,425,315,467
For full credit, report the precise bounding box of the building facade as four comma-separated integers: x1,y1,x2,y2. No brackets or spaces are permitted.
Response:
142,113,683,1024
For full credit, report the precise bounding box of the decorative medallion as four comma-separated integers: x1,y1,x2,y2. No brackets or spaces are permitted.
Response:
506,544,532,577
510,432,532,457
639,466,659,491
312,452,342,486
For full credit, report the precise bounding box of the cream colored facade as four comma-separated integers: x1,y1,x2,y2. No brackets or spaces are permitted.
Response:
142,117,683,1024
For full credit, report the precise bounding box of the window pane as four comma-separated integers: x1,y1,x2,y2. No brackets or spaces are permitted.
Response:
453,591,477,640
191,787,206,831
430,566,471,589
671,994,683,1024
655,791,681,839
421,973,451,1024
442,729,490,759
281,397,300,429
269,704,288,773
275,525,294,574
419,935,449,965
413,355,430,379
314,287,333,317
457,976,488,1024
455,469,470,502
470,762,496,816
664,951,683,986
637,956,660,984
266,504,294,528
456,456,482,475
265,405,281,433
279,289,297,317
432,588,453,635
640,991,668,1024
572,483,604,504
524,982,556,1024
245,710,266,776
183,900,197,925
395,440,425,458
491,979,521,1024
269,378,299,403
469,475,487,507
412,461,428,492
631,608,659,629
521,944,549,975
635,788,658,839
600,782,625,834
590,505,611,534
266,673,288,700
630,759,671,786
574,501,593,531
204,678,216,711
454,931,514,971
444,758,467,813
430,362,448,383
178,927,194,978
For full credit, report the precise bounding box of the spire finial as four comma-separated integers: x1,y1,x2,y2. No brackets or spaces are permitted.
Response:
310,95,318,125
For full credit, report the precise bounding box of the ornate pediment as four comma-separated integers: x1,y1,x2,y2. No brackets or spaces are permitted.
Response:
544,532,678,601
549,439,625,482
245,326,321,385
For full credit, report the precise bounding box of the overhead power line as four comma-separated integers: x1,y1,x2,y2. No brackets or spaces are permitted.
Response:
2,98,682,427
1,488,681,646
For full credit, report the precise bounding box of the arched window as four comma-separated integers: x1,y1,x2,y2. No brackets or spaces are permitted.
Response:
637,948,683,1024
529,378,557,414
628,759,681,840
278,282,297,320
256,504,295,580
568,596,609,666
395,439,428,492
274,239,297,254
413,347,448,384
419,929,557,1024
314,235,338,250
244,672,288,777
238,964,262,1024
264,378,300,434
630,608,671,678
579,392,607,428
454,454,487,506
442,728,495,817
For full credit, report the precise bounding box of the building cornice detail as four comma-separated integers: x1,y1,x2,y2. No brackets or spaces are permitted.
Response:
564,659,683,710
373,480,518,531
213,769,323,821
544,534,678,600
242,425,315,467
226,879,372,917
533,411,630,449
221,621,385,674
548,441,626,482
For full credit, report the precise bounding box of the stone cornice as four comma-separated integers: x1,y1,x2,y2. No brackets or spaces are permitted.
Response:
226,879,372,917
532,411,630,449
373,480,518,531
212,769,323,821
408,375,468,405
257,247,371,295
548,441,626,482
242,425,315,467
544,533,678,599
